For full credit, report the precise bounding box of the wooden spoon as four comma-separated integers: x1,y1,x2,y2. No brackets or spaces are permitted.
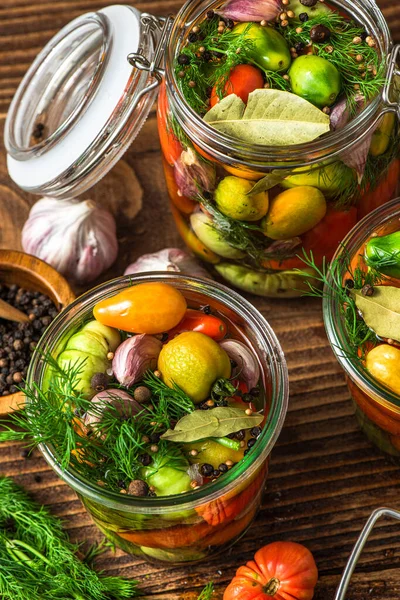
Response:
0,297,29,323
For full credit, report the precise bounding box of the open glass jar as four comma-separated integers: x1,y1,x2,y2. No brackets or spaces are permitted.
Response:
28,273,288,564
5,1,400,296
323,198,400,460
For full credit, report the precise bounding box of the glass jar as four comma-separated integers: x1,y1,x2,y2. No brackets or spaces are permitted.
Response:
5,1,400,296
28,273,288,564
323,198,400,460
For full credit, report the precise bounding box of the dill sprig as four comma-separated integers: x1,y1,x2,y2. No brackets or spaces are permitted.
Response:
142,370,195,423
0,477,138,600
279,13,384,109
297,249,382,362
197,582,215,600
200,194,269,263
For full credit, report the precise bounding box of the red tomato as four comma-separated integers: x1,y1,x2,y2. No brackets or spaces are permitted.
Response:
157,80,183,166
266,206,358,271
210,64,264,107
167,309,227,341
223,541,318,600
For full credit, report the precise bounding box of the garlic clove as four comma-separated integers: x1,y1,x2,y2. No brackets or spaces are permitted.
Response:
123,248,211,279
174,148,216,199
83,389,143,431
21,197,118,284
218,0,281,22
219,339,260,391
112,334,163,387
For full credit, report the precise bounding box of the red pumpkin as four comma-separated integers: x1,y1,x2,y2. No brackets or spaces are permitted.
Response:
223,541,318,600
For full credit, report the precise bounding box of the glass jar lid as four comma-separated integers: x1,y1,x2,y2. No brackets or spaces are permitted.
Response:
5,5,169,199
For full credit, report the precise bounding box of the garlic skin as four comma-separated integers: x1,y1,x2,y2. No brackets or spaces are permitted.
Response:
220,339,260,391
113,334,163,387
174,148,216,199
21,197,118,284
84,389,143,431
218,0,281,22
124,248,210,279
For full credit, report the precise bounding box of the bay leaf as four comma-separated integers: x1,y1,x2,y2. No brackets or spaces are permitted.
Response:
204,89,331,146
351,286,400,342
247,169,293,196
161,407,263,443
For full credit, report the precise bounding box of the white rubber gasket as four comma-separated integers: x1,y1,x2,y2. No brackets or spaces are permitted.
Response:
7,5,141,190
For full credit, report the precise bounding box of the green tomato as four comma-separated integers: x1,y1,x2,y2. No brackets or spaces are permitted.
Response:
142,464,192,497
215,263,319,298
190,211,245,259
57,350,109,398
233,23,291,72
66,321,120,357
289,55,341,108
365,231,400,279
288,0,331,21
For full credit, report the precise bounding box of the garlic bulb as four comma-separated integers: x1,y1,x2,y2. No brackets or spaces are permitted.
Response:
22,197,118,284
124,248,210,279
113,334,163,387
218,0,281,22
84,389,143,432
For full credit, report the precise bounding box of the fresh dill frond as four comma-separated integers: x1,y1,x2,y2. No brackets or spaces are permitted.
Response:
167,113,192,150
197,582,215,600
200,195,269,263
142,370,195,422
0,477,138,600
297,249,382,362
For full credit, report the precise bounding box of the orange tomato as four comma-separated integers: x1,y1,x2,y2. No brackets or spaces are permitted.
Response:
157,80,184,167
93,282,187,334
210,64,264,107
162,156,197,214
223,542,318,600
266,205,358,271
118,520,215,549
358,158,400,220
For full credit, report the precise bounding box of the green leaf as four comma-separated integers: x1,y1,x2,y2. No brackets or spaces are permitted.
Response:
247,169,293,196
203,89,331,146
351,286,400,342
161,407,263,443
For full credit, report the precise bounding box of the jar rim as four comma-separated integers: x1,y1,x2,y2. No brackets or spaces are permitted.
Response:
28,273,289,513
323,196,400,410
166,0,394,168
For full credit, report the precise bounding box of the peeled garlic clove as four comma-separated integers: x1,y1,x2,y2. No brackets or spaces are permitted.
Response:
124,248,210,279
113,334,163,387
84,389,143,430
220,339,260,391
21,197,118,284
218,0,280,22
174,148,216,199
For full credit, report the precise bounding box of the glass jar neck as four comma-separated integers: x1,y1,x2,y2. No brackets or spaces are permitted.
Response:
323,197,400,411
165,0,394,170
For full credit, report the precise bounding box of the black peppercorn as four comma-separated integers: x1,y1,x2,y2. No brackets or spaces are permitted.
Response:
188,32,198,43
310,24,331,43
235,430,245,441
345,278,355,289
225,18,234,29
243,449,250,456
250,426,262,438
299,12,309,22
128,479,149,497
206,9,215,19
295,41,305,53
218,463,228,473
361,284,374,297
117,480,127,489
212,469,221,478
200,463,214,477
300,0,318,6
247,438,256,449
202,305,212,314
138,453,152,466
203,50,212,62
177,54,190,65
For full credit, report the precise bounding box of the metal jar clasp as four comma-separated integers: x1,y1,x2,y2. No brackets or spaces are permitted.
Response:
382,44,400,118
334,507,400,600
127,13,173,89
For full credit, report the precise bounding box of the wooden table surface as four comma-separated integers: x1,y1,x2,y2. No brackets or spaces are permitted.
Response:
1,1,400,598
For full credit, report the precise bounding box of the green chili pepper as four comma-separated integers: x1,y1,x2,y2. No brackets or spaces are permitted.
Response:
365,231,400,279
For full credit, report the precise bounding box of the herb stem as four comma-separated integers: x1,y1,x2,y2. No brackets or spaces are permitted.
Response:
215,437,240,451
